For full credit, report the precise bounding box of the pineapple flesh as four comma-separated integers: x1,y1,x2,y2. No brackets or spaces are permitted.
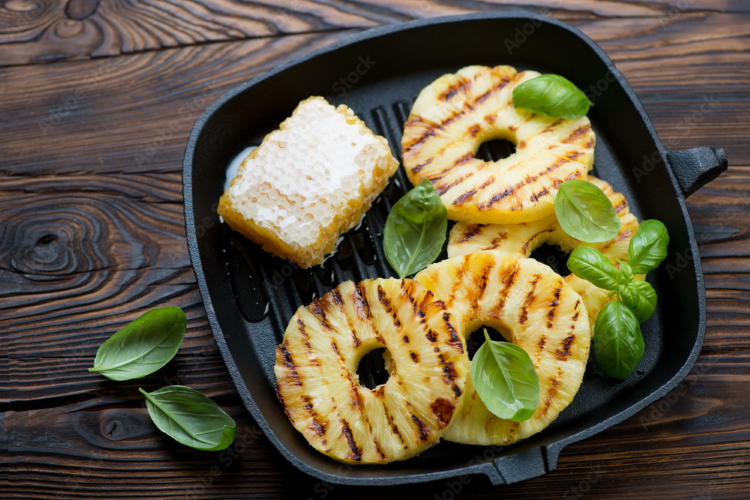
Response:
448,176,641,326
402,65,595,225
274,278,469,464
414,251,591,446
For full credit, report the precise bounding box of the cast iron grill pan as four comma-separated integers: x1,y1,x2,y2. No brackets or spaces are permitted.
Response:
183,12,727,486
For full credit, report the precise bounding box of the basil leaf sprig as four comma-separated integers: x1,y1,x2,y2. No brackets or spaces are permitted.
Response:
90,307,187,381
140,386,237,451
566,220,669,379
471,330,540,422
512,74,592,119
383,178,448,278
554,180,622,243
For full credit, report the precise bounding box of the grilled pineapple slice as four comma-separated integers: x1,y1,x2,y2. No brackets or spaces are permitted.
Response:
448,176,640,326
402,65,595,225
274,278,469,464
414,251,591,446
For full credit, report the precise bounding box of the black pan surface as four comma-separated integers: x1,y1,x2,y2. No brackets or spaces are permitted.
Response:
183,12,727,486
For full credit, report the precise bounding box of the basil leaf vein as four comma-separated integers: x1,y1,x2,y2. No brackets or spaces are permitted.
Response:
619,279,657,323
90,307,186,381
471,330,540,422
567,247,619,290
555,180,621,243
383,179,447,278
512,74,592,119
140,386,236,451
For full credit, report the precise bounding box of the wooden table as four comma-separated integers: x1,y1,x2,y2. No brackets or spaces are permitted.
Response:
3,1,749,498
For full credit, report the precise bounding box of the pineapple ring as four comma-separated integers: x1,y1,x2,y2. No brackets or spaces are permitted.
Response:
414,251,591,446
402,64,595,225
274,278,469,464
448,176,641,326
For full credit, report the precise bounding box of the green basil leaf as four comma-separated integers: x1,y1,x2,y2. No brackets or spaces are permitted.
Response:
555,180,622,243
140,386,236,451
90,307,186,381
617,260,634,285
619,280,657,323
471,330,540,422
384,178,447,278
512,74,592,119
567,247,619,291
627,219,670,274
594,302,644,379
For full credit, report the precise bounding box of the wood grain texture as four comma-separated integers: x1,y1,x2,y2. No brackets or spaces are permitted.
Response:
3,1,750,498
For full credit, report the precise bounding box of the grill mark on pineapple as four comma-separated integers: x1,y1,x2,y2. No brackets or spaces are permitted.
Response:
411,158,433,175
431,398,455,429
521,228,554,255
519,274,541,325
443,312,464,353
598,230,636,252
296,318,319,365
410,351,419,363
437,354,463,398
353,283,373,321
452,176,495,206
456,224,484,244
472,262,493,314
561,125,592,144
302,395,328,438
447,257,469,306
478,152,582,211
529,187,549,203
332,289,361,348
278,342,302,387
406,77,510,152
556,334,576,361
309,300,332,330
492,262,520,318
487,232,509,250
451,152,474,167
377,393,406,446
275,386,294,424
340,420,362,461
410,413,431,442
541,378,560,415
547,287,562,329
539,119,564,135
439,78,472,101
614,200,628,213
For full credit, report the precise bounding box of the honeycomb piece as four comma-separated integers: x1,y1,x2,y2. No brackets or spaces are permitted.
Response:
219,97,398,268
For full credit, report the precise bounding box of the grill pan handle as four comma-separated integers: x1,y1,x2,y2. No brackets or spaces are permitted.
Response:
667,147,728,198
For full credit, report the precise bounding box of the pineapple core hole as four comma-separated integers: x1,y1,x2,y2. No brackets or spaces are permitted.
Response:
475,138,516,162
356,347,391,390
466,326,510,360
529,244,572,278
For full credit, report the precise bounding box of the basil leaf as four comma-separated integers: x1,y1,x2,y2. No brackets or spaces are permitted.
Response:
90,307,186,381
617,260,634,285
555,180,622,243
471,330,540,422
594,302,644,380
567,247,619,291
384,178,447,278
512,74,592,119
628,219,670,274
140,386,236,451
619,280,657,323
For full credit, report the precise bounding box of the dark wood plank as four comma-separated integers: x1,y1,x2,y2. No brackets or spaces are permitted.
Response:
3,0,749,68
